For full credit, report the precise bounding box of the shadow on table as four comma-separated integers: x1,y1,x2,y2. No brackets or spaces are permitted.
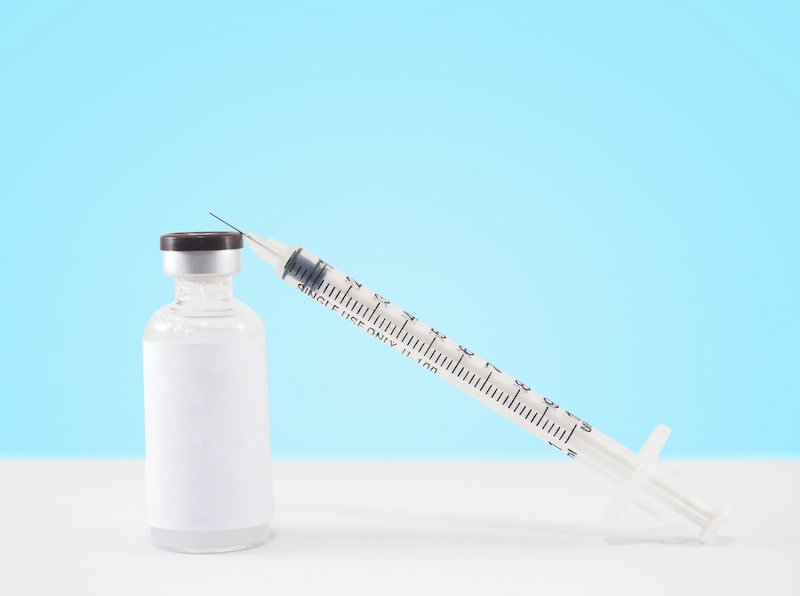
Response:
253,502,734,555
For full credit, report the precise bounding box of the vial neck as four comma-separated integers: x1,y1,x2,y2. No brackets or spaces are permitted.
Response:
173,276,235,304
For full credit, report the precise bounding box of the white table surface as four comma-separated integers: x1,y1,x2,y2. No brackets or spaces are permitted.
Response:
0,460,797,595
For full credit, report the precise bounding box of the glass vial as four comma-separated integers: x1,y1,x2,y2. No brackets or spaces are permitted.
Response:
143,232,274,553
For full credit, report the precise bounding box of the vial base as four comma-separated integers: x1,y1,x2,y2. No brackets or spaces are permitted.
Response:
150,524,270,554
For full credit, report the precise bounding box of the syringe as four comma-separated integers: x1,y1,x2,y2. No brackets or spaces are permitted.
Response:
210,213,728,542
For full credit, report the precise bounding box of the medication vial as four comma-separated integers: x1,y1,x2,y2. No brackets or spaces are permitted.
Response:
143,232,273,553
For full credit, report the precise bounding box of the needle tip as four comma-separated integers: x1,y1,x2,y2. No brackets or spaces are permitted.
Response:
209,212,245,235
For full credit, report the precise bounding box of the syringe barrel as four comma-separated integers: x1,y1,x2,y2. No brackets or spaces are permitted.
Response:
273,244,595,459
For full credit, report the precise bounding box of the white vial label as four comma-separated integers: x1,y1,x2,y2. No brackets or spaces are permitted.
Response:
143,338,273,531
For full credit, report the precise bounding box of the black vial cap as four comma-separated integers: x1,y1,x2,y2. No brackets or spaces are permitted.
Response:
160,232,243,251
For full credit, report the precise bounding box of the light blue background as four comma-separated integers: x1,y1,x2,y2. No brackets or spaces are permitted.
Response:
0,2,797,459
